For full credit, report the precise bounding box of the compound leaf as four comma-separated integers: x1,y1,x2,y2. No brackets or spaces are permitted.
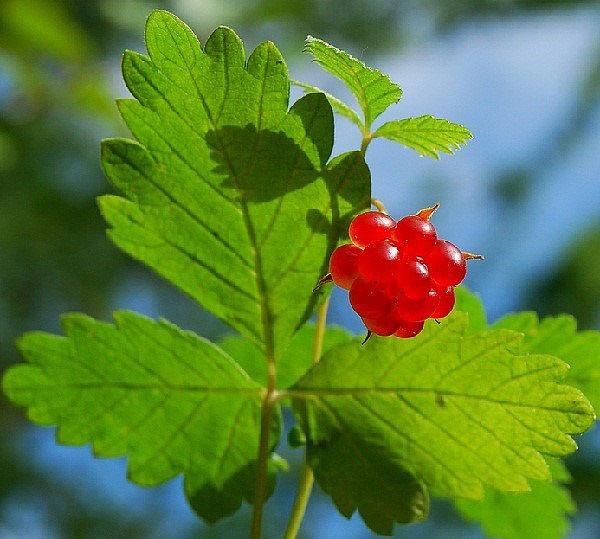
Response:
2,311,280,523
373,116,473,159
291,313,594,512
304,36,401,128
100,10,369,361
292,79,363,130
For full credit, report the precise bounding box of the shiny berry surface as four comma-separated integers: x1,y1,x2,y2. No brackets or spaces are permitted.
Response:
358,240,400,284
327,205,482,338
393,289,439,322
392,215,437,256
431,286,455,318
362,315,399,336
329,244,362,289
396,258,430,299
394,320,425,339
426,240,466,287
349,278,391,319
349,211,396,248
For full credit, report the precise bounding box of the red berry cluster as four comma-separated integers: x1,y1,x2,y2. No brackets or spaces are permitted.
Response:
325,205,482,339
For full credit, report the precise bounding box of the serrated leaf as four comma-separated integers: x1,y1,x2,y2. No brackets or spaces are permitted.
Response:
219,323,354,388
455,460,574,539
305,429,429,535
291,313,594,507
100,11,370,361
373,116,473,159
2,311,280,523
304,36,402,128
494,313,600,411
292,79,363,129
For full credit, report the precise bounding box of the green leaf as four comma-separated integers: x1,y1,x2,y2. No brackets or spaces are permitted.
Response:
373,116,473,159
455,460,575,539
304,36,402,128
494,313,600,411
291,313,594,505
305,428,429,535
455,286,487,332
292,79,363,130
220,323,354,388
100,11,370,361
2,311,280,523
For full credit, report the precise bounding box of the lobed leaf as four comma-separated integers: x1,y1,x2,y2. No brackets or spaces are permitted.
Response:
292,79,363,130
304,36,402,127
450,290,599,539
100,10,370,362
291,313,594,510
305,429,429,535
494,313,600,412
373,116,473,159
2,311,281,523
455,460,574,539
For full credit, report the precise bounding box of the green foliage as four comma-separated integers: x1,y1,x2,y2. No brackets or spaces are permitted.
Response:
449,292,600,539
220,323,354,388
100,10,369,361
456,460,574,539
291,312,593,502
2,311,278,523
2,9,597,538
494,312,600,412
299,37,472,159
304,36,402,128
307,428,429,534
373,116,473,159
292,79,364,129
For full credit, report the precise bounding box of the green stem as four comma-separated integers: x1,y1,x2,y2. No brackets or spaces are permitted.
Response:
283,297,330,539
250,356,276,539
360,130,372,155
283,463,315,539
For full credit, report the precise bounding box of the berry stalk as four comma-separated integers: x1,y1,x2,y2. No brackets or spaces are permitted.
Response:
283,297,330,539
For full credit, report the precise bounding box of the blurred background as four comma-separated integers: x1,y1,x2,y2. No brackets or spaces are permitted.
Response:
1,0,598,537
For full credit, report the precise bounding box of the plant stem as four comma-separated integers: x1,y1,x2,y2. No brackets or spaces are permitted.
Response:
311,297,330,367
283,464,315,539
250,354,276,539
283,297,330,539
360,131,372,155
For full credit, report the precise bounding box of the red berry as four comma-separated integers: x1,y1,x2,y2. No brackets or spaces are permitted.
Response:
349,278,392,319
362,315,399,336
329,244,362,289
395,257,430,299
394,320,425,339
358,240,401,284
431,286,455,318
392,215,437,256
393,289,439,322
426,240,466,287
349,211,396,248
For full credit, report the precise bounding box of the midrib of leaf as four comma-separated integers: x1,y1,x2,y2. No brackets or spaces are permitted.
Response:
258,102,320,250
268,152,362,293
311,41,370,126
286,388,588,415
9,382,263,394
162,28,277,361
